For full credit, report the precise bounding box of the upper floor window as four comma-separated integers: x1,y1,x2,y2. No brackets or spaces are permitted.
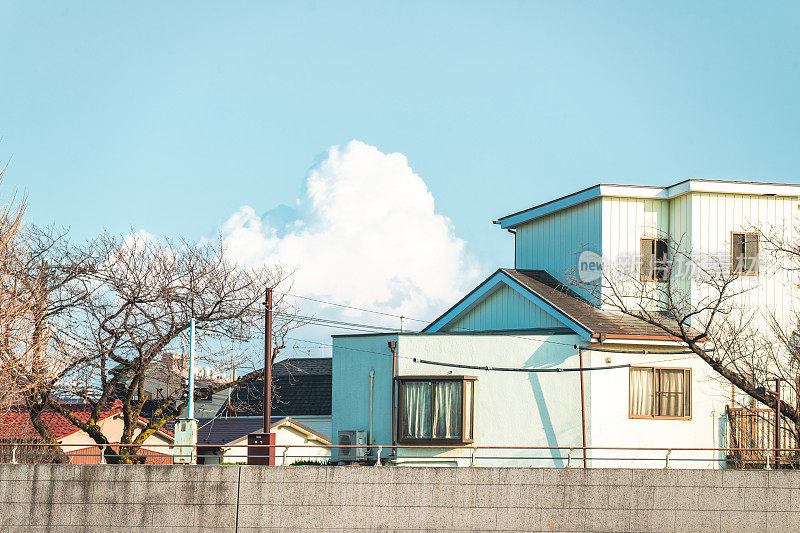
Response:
732,232,759,275
629,366,691,420
397,376,475,444
640,238,668,282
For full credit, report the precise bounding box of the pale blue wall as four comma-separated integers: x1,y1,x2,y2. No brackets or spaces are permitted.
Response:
331,334,396,455
514,198,602,302
445,284,563,332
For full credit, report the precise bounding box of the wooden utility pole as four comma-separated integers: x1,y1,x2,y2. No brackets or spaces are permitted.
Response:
263,287,273,432
247,286,276,465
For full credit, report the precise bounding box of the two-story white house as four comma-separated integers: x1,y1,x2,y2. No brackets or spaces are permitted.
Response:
332,179,800,468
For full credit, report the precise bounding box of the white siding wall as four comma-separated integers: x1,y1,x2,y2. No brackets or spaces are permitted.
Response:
668,193,693,306
446,285,562,332
515,198,602,301
687,193,799,334
594,192,799,328
599,197,671,311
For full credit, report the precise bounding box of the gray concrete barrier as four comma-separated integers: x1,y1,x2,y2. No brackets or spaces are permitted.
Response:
0,464,798,532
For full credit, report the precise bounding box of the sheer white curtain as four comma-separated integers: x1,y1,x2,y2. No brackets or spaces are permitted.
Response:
630,368,654,416
402,382,431,438
433,381,462,439
659,369,685,417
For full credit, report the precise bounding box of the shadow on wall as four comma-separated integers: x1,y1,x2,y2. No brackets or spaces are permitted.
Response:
525,344,577,467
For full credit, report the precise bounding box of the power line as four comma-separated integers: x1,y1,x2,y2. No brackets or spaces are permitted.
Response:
278,293,702,353
412,358,631,373
278,291,430,323
277,312,401,332
284,336,414,361
284,336,702,373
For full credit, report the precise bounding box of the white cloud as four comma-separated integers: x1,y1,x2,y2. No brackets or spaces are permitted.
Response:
220,140,479,330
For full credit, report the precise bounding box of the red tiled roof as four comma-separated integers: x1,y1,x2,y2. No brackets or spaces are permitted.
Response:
0,401,173,441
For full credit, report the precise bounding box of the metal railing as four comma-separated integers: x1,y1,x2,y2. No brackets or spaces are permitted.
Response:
1,442,799,469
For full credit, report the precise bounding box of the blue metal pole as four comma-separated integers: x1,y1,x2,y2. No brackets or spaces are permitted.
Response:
188,317,196,420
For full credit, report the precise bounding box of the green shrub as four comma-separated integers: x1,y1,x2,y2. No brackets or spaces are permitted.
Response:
290,458,329,466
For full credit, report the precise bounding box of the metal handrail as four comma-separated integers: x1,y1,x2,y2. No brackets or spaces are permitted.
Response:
3,443,800,461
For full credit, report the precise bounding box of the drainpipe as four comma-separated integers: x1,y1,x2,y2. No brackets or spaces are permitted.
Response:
578,347,587,468
368,369,375,445
388,341,398,456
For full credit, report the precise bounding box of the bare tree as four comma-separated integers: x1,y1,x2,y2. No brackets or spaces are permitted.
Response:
42,233,295,463
568,227,800,447
0,156,94,462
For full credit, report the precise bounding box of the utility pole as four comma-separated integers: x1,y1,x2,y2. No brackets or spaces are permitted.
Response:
173,316,198,464
248,287,276,465
188,317,196,420
263,287,273,433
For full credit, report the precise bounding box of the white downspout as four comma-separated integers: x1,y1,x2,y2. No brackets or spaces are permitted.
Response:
369,369,375,445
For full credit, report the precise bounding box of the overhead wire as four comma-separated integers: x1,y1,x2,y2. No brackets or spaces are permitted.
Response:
277,291,430,323
412,358,631,373
275,311,401,333
283,335,707,375
276,293,716,365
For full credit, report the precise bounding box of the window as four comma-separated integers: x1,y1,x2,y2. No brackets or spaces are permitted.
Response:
629,367,691,419
732,232,759,274
640,238,669,281
396,376,476,444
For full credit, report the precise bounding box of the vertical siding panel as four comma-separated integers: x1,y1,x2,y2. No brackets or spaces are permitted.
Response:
447,285,563,331
513,198,603,300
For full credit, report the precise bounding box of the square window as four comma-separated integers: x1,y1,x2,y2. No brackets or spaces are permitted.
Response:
397,376,476,444
629,367,691,419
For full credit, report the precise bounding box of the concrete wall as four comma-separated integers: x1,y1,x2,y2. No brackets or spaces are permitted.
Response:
1,464,799,532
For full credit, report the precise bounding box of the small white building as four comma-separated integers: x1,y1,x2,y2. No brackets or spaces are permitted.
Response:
196,416,331,465
332,179,800,468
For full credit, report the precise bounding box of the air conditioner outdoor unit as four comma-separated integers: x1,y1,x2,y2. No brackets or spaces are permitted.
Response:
337,430,368,463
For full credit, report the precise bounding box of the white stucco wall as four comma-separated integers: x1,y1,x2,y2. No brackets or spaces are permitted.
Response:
584,343,729,469
333,332,590,467
333,333,730,468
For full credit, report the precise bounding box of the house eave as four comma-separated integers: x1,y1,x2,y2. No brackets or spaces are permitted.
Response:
496,179,800,229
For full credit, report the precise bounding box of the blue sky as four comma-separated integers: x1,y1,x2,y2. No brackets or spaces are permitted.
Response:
2,2,800,348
